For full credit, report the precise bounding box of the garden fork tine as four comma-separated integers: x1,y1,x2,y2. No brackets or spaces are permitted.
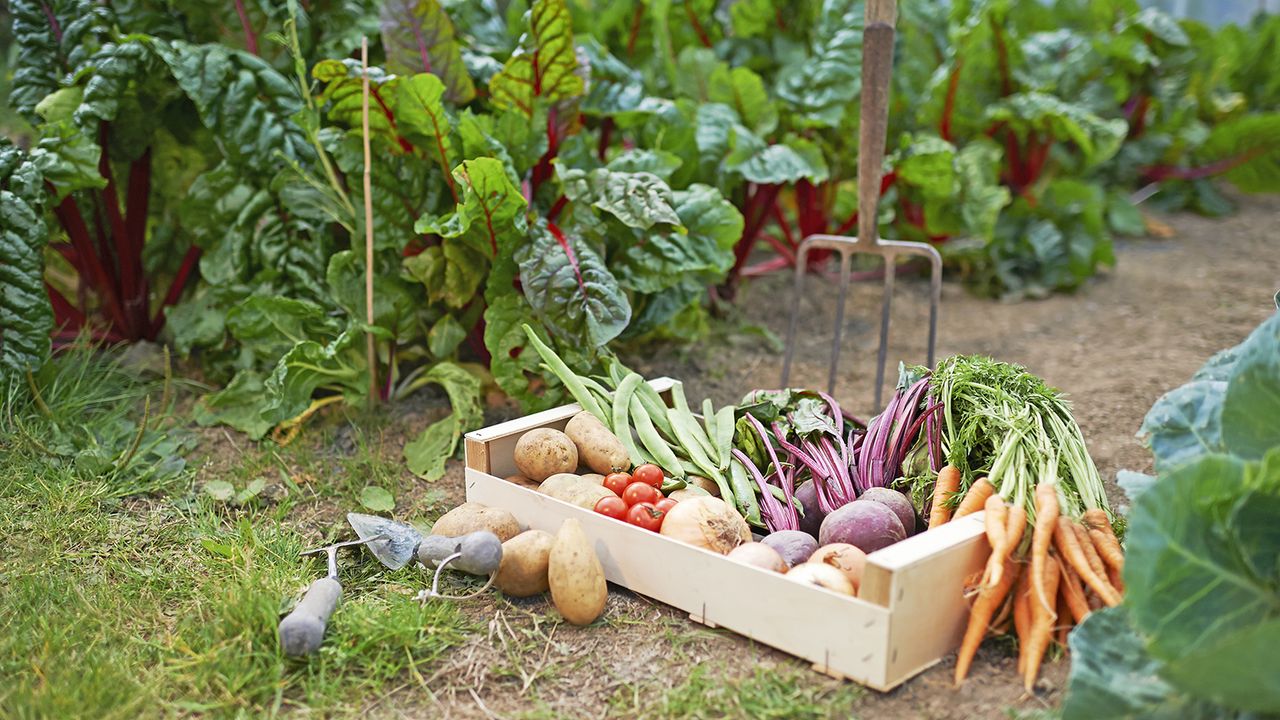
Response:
780,0,942,408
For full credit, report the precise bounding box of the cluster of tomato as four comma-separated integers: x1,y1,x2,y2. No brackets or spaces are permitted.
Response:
593,463,676,532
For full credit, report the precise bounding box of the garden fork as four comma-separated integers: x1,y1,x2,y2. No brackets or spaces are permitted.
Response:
780,0,942,409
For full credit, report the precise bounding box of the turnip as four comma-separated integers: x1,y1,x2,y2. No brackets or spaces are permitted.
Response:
760,530,818,568
818,500,906,553
794,480,826,537
727,542,788,573
858,487,917,535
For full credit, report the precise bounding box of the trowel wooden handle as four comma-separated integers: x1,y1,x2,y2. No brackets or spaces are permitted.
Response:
278,577,342,656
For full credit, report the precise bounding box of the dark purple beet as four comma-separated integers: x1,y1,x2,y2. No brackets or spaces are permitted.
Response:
818,500,906,553
760,530,819,568
794,480,826,538
858,487,917,535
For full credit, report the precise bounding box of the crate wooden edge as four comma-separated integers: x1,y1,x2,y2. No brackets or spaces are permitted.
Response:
463,395,990,691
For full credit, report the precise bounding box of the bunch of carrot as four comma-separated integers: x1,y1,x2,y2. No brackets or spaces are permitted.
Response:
935,468,1126,689
916,357,1124,690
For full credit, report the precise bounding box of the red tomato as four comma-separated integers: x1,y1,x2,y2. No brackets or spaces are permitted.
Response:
594,496,628,520
622,482,662,507
603,472,632,497
632,464,664,488
655,498,678,514
627,502,665,531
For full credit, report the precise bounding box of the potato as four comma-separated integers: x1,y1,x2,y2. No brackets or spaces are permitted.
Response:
667,486,710,501
513,428,578,482
539,473,617,509
687,475,721,498
580,473,605,485
494,530,555,597
564,411,630,474
548,519,607,625
504,474,539,490
430,503,521,542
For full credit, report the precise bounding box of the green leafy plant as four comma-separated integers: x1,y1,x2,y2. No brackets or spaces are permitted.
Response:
1062,309,1280,718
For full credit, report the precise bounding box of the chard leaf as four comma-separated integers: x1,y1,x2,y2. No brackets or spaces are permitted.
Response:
606,149,683,181
427,315,467,359
616,184,742,294
894,135,958,200
1197,113,1280,194
313,59,406,151
325,250,419,335
483,294,563,411
0,143,52,380
558,167,681,230
727,134,830,185
393,73,460,176
578,37,646,116
489,0,584,117
954,139,1010,241
708,65,777,135
8,0,112,123
379,0,476,104
261,330,367,427
1126,450,1280,714
403,362,483,480
359,485,396,512
194,369,273,439
159,40,312,178
774,0,863,128
226,296,340,360
30,119,106,199
985,92,1127,168
516,221,630,347
730,0,775,38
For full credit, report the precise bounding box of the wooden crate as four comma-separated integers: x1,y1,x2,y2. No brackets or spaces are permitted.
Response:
463,380,988,691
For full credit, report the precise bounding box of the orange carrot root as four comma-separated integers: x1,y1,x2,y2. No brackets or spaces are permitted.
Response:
1056,518,1122,607
1023,554,1062,691
1073,522,1108,580
930,465,962,528
954,477,995,519
1031,483,1060,616
954,558,1021,687
1059,560,1091,624
1083,508,1125,569
1013,568,1031,675
983,494,1009,586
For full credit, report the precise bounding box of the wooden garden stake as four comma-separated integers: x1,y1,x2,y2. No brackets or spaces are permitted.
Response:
360,37,377,407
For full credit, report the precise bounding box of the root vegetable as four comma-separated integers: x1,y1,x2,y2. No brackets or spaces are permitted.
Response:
1083,508,1124,574
859,487,917,535
954,558,1020,686
809,543,867,591
565,411,630,474
1054,517,1121,607
760,530,818,568
982,494,1009,586
953,477,995,519
539,473,618,510
1058,560,1091,624
786,562,856,596
431,503,521,542
1013,568,1031,675
727,542,788,573
687,475,721,498
818,500,906,553
667,486,710,501
794,480,826,537
1031,483,1060,614
548,519,608,625
929,465,962,528
1023,553,1062,691
514,428,579,482
659,496,751,554
495,530,555,597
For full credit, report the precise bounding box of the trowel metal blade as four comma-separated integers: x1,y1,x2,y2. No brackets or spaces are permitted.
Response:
347,513,421,570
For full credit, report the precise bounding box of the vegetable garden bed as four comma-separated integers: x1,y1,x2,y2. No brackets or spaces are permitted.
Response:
463,379,991,690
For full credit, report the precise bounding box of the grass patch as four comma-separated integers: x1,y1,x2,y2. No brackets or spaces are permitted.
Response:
608,664,864,719
0,348,475,718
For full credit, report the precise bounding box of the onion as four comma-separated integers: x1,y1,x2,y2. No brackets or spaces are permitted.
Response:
659,496,751,554
727,542,788,573
809,543,867,591
786,562,856,596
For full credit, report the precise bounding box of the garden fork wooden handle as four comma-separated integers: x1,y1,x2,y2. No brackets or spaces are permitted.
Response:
857,0,897,247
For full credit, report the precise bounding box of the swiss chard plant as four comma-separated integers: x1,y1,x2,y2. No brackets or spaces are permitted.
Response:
1062,305,1280,718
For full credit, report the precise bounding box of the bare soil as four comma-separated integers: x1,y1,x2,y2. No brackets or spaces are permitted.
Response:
191,192,1279,719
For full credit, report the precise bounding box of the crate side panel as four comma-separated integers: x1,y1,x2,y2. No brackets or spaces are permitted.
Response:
466,468,894,687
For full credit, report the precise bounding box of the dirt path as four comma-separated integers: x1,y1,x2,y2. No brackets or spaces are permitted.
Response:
233,193,1277,719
